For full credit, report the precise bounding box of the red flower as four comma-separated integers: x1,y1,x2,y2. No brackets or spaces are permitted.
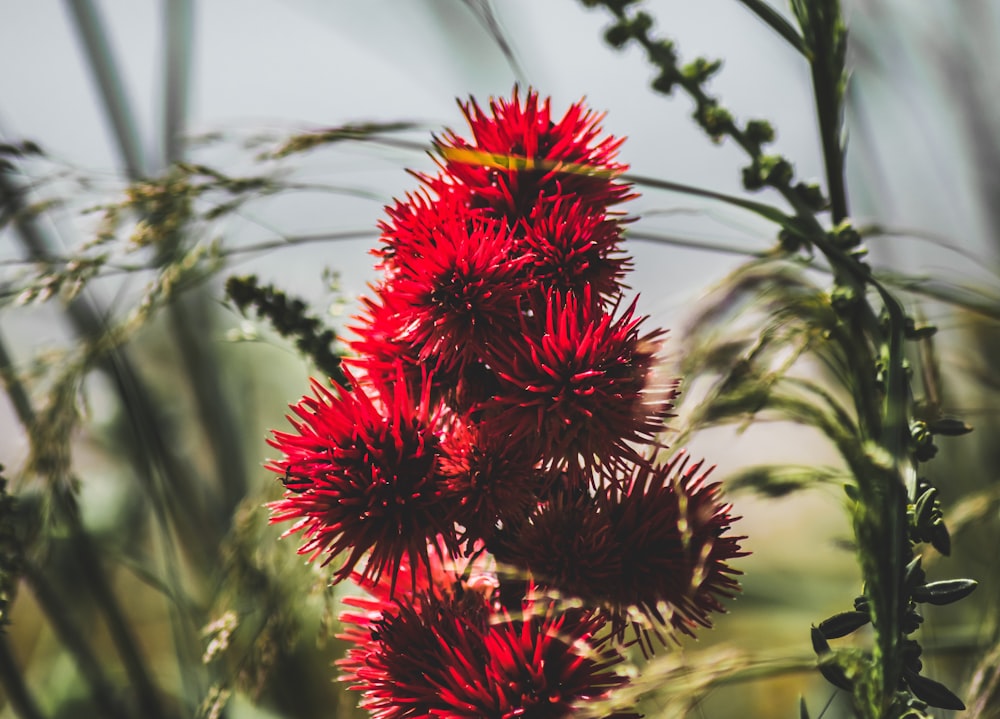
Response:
374,186,477,275
266,370,457,590
346,290,423,390
339,588,638,719
338,591,494,719
381,213,532,375
483,595,637,718
494,452,746,653
490,483,623,603
431,88,635,219
485,288,675,477
607,452,747,644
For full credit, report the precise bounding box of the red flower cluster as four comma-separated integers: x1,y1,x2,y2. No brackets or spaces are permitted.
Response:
267,89,746,717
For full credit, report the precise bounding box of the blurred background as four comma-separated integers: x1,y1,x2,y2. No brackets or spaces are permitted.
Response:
0,1,998,717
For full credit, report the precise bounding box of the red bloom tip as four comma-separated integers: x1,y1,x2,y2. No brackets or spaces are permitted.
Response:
433,87,635,219
266,370,457,591
485,288,675,476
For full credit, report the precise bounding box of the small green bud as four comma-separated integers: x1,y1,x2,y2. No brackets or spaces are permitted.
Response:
604,22,633,48
929,519,951,556
810,625,831,655
794,181,826,211
909,420,937,462
830,220,861,249
694,102,733,141
830,284,857,314
912,486,939,532
745,119,775,145
742,166,764,191
651,70,677,94
681,57,723,84
901,607,924,635
759,154,793,187
903,555,925,590
631,11,654,34
647,39,676,65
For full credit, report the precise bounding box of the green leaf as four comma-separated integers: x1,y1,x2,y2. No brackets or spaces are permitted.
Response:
735,0,809,56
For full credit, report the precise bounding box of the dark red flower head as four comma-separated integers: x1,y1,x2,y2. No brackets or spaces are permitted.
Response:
438,419,546,546
485,288,675,477
338,586,638,719
432,87,635,219
492,451,746,654
266,369,457,590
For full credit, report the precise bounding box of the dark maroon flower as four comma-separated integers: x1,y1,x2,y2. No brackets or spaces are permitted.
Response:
485,288,675,477
431,88,636,219
490,484,623,604
438,419,545,546
607,451,747,643
338,587,637,719
266,370,457,590
492,452,746,654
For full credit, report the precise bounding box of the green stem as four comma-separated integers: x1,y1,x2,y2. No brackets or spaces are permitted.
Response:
22,561,129,719
804,32,848,223
64,0,147,178
0,636,45,719
58,491,168,719
592,2,913,712
0,332,168,719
